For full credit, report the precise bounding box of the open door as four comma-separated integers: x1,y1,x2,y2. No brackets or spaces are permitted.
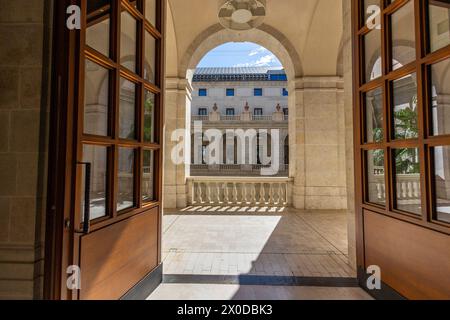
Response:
352,0,450,299
45,0,165,300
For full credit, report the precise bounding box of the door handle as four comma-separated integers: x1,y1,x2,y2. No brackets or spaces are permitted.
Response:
77,162,91,234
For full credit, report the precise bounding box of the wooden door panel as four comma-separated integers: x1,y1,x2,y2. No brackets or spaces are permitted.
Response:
364,210,450,299
79,207,159,300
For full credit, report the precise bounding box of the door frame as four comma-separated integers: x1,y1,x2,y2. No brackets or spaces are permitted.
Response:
44,0,166,300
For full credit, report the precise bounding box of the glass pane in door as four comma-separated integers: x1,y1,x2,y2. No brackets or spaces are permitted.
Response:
429,1,450,53
84,60,109,136
394,148,421,215
366,149,386,206
430,57,450,136
144,90,155,142
120,10,137,72
82,145,108,221
145,0,157,27
390,1,416,69
365,87,383,143
392,73,418,140
119,77,137,140
142,150,155,202
144,32,156,83
117,147,135,212
433,146,450,224
86,0,111,57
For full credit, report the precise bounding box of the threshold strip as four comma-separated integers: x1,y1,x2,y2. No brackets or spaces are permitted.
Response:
163,274,359,288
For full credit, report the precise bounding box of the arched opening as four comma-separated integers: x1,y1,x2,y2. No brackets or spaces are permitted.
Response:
188,42,289,178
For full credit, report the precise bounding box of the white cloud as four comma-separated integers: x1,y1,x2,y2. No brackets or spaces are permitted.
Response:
248,46,267,56
234,54,279,67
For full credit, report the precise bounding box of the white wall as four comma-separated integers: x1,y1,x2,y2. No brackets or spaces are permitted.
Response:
192,80,288,115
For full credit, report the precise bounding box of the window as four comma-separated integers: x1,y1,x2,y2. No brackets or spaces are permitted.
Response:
198,108,208,116
355,0,450,229
270,74,287,81
282,88,289,96
199,88,207,97
254,108,263,116
283,108,289,116
226,108,235,116
226,88,235,96
254,88,263,96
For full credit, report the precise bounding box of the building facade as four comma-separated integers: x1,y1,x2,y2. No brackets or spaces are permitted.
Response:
190,67,289,177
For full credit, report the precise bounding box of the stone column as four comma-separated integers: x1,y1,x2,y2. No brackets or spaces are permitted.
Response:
291,78,306,209
0,0,51,299
163,77,192,209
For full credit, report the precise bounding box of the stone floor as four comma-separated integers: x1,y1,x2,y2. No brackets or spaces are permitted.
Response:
148,207,372,300
162,207,353,277
148,284,372,300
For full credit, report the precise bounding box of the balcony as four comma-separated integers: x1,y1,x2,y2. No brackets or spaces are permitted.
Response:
192,106,288,123
187,176,293,207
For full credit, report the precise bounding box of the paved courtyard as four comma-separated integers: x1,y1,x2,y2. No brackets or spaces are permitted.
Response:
148,207,372,300
161,207,354,277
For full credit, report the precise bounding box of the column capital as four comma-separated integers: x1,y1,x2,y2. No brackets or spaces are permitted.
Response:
165,77,194,94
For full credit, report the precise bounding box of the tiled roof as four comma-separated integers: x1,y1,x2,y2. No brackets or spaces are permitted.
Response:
194,67,285,75
193,67,287,82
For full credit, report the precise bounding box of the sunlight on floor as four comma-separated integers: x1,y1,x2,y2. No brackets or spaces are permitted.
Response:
150,208,371,300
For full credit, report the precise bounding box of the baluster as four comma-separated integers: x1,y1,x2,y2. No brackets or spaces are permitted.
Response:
376,183,382,200
259,183,265,205
198,183,203,204
252,184,257,205
207,182,212,204
224,183,229,204
402,182,408,199
413,181,419,199
216,182,221,204
243,183,248,205
277,183,283,205
268,184,274,205
407,181,412,199
233,183,238,204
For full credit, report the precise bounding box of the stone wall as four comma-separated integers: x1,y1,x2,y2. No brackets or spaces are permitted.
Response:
163,77,192,209
291,77,347,210
192,80,288,115
0,0,51,299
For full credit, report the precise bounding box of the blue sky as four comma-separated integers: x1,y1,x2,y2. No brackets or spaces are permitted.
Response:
197,42,283,68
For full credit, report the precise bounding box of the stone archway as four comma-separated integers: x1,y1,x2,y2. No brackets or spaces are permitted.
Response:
179,23,303,80
163,23,305,209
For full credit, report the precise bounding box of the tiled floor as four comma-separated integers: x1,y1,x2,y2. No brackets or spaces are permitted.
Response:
148,284,372,300
162,208,354,277
148,207,372,300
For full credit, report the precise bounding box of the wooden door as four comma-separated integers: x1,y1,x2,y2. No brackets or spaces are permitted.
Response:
352,0,450,299
46,0,165,300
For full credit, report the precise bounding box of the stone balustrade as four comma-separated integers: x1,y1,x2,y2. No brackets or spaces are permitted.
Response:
187,176,293,207
371,174,421,202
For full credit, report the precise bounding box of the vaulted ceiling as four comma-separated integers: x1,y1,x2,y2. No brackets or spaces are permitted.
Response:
166,0,344,77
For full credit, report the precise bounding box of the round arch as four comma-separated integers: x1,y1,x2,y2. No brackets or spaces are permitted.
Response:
178,23,303,80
